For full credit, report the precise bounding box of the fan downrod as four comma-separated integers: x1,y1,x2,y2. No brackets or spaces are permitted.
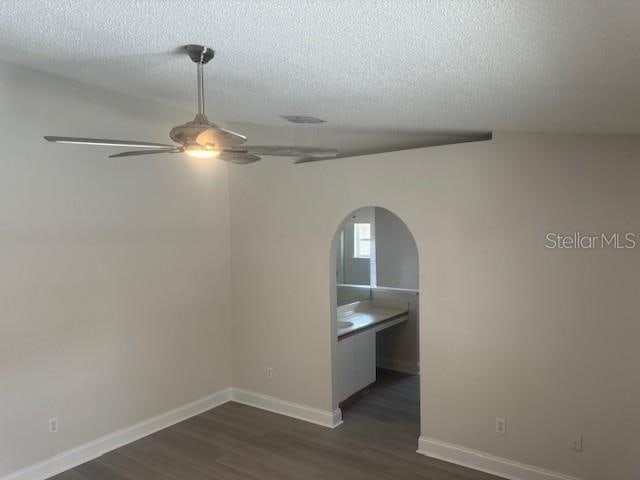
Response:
184,44,215,64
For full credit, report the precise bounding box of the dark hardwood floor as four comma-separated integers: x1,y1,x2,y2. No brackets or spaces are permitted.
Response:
51,371,502,480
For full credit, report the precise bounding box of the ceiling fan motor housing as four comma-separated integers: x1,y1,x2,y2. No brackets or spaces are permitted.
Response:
169,114,216,146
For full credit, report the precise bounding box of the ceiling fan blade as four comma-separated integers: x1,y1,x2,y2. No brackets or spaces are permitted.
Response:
196,127,247,148
108,148,182,158
241,146,338,158
219,151,261,164
44,136,176,149
294,133,493,164
293,156,338,164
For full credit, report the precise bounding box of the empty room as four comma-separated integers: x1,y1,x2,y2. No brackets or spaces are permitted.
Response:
1,2,638,480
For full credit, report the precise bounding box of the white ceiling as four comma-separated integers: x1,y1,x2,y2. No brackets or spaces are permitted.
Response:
1,0,640,136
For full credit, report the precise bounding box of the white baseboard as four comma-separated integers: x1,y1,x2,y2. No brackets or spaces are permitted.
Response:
5,389,582,480
377,357,420,375
417,436,581,480
2,387,341,480
231,388,343,428
2,388,233,480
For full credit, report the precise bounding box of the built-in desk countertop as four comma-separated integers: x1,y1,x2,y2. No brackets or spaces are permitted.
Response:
337,300,408,340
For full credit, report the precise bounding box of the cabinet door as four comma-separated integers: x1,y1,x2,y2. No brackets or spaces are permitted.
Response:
354,330,376,392
336,336,357,401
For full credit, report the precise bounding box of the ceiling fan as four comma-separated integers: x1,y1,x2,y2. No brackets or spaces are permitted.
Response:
44,45,338,164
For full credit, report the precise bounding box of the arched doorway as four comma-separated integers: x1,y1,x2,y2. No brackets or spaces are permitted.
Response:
329,206,420,439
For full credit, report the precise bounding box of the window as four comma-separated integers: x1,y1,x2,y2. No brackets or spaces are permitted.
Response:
353,223,371,258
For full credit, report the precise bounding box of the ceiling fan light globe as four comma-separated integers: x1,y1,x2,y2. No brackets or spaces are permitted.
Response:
185,144,220,159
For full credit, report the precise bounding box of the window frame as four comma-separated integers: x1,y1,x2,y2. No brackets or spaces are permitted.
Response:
353,222,372,259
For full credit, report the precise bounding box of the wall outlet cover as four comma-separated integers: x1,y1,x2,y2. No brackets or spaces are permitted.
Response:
571,433,583,452
49,417,58,434
495,417,506,434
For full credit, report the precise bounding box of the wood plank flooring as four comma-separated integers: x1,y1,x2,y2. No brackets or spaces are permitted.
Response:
50,371,503,480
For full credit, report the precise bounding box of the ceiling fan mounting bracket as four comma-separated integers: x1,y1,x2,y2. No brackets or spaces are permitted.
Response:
185,44,215,64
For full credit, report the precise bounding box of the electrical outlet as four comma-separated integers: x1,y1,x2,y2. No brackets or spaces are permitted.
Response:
266,367,273,379
495,417,506,434
49,417,58,434
571,434,583,452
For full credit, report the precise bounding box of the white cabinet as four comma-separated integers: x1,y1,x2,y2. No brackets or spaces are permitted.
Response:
336,336,357,402
354,330,376,391
336,330,376,402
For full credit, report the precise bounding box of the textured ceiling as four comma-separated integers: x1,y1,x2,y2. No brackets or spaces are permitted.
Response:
1,0,640,135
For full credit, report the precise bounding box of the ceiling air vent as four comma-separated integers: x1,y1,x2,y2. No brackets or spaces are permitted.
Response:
281,115,326,124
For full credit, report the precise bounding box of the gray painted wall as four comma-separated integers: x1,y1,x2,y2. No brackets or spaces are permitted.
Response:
0,61,233,477
375,207,419,290
229,131,640,480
